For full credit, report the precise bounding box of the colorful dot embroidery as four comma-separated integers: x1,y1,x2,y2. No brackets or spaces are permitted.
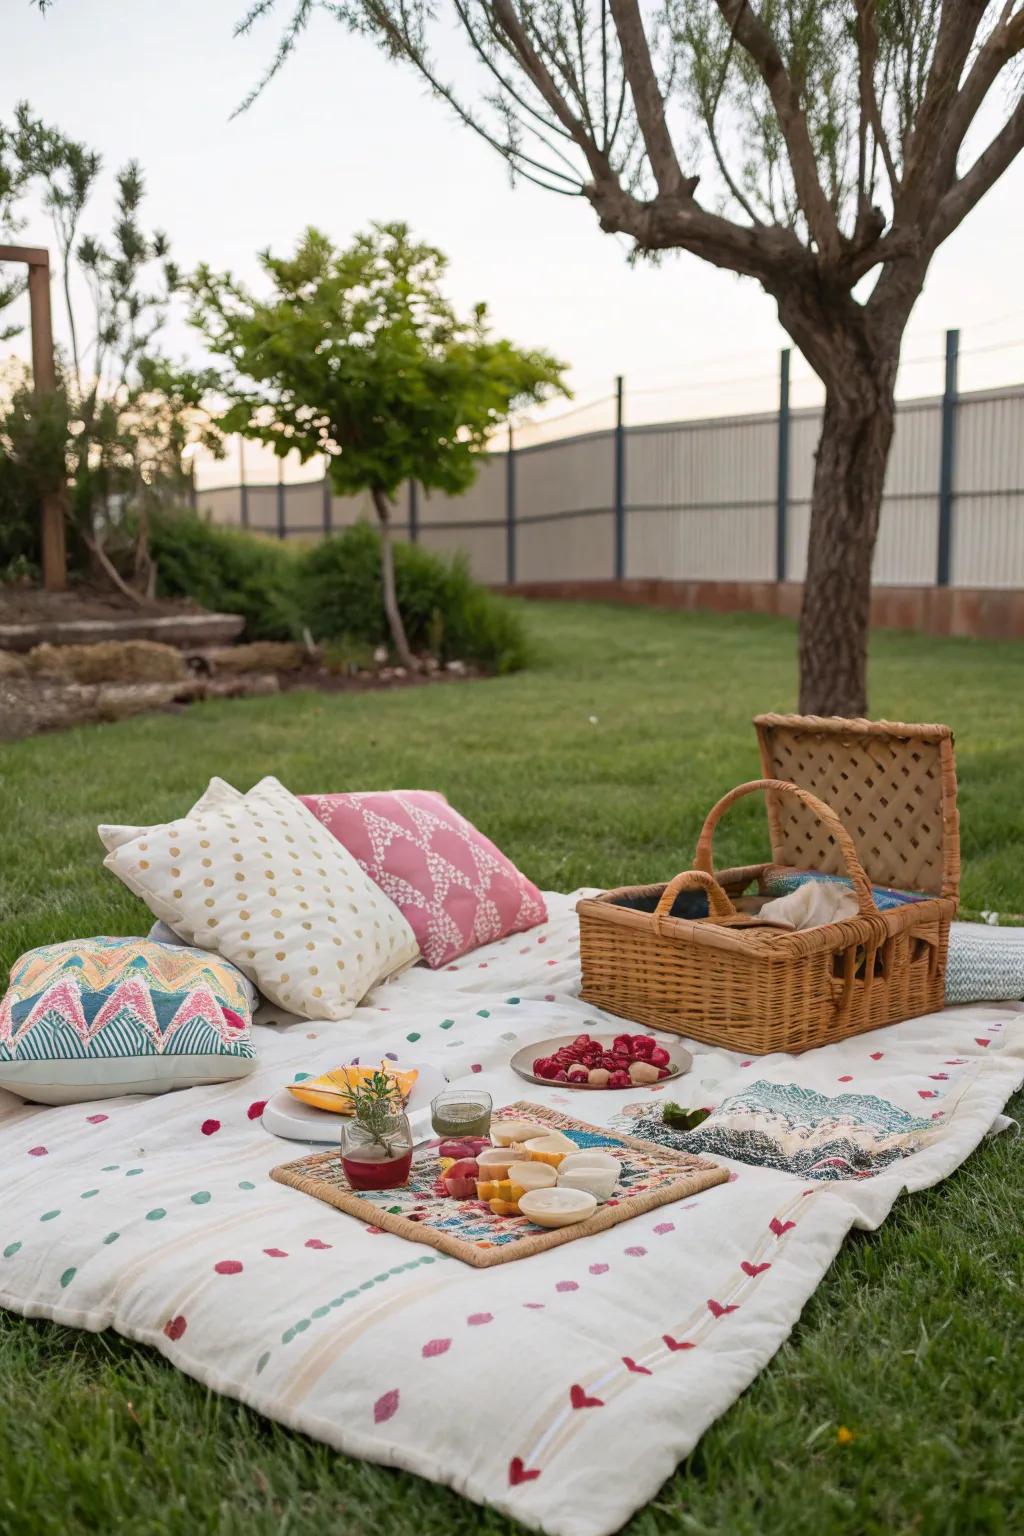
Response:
3,1242,21,1258
146,1208,167,1222
59,1267,76,1288
191,1191,212,1205
40,1209,60,1222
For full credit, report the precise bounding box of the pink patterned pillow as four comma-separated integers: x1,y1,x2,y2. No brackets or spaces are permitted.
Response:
298,791,547,968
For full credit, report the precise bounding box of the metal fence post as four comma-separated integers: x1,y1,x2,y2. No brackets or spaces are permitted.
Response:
775,348,791,584
322,461,333,537
408,479,419,544
276,457,286,540
614,375,625,580
506,423,517,585
238,437,249,528
937,328,960,587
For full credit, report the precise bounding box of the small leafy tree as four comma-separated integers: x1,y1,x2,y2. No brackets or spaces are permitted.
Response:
190,222,565,667
0,103,221,593
215,0,1024,716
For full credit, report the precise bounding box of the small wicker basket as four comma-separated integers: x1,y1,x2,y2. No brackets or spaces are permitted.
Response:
576,715,960,1055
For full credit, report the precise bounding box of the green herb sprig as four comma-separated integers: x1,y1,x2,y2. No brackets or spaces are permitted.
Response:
342,1069,403,1155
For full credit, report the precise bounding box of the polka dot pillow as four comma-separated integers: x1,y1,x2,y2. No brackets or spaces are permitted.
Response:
102,777,419,1021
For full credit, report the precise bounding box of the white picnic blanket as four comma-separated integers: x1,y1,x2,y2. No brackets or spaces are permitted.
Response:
1,894,1022,1536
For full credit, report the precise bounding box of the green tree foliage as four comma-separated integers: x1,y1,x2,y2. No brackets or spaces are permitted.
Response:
0,103,222,591
189,222,565,665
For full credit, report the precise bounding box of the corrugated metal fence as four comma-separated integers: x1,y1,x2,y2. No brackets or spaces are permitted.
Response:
196,359,1024,593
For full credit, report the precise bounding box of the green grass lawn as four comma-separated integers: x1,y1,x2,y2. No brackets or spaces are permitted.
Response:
1,600,1023,1536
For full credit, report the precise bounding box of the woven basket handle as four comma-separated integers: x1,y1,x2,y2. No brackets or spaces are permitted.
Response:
694,778,880,919
653,869,738,926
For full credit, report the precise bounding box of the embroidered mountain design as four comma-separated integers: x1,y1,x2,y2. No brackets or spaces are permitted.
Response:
0,938,255,1063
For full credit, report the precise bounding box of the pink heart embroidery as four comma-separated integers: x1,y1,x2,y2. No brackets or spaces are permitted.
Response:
624,1246,647,1257
663,1335,695,1351
870,1051,884,1060
305,1239,332,1250
917,1090,936,1099
86,1114,108,1125
975,1038,990,1047
263,1248,288,1258
769,1217,795,1237
741,1260,771,1277
467,1312,493,1325
201,1119,220,1136
523,1302,545,1310
509,1457,541,1486
373,1389,399,1424
653,1223,675,1235
163,1315,187,1341
929,1072,949,1081
838,1075,853,1083
589,1263,609,1275
555,1281,578,1293
622,1356,651,1375
27,1146,48,1157
569,1384,604,1409
707,1299,738,1318
247,1101,267,1120
422,1338,451,1358
214,1260,242,1275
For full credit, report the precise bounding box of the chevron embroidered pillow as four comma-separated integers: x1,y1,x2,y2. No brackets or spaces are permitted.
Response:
0,936,258,1105
299,791,547,968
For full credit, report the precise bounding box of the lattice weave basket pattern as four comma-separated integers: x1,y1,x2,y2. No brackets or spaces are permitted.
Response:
576,716,960,1055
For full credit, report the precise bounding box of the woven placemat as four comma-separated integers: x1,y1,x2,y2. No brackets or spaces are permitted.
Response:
270,1101,729,1267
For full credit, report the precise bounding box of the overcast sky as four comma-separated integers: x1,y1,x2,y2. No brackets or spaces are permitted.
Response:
4,0,1024,483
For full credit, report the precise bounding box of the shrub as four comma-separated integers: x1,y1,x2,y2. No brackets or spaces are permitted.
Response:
150,512,302,641
299,522,531,673
147,512,532,673
0,452,40,581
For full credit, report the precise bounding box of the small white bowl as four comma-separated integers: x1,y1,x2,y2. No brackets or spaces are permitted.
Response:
558,1166,618,1202
490,1119,549,1147
557,1151,619,1176
518,1187,597,1228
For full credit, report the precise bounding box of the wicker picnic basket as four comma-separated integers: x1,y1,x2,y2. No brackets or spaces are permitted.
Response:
576,715,960,1054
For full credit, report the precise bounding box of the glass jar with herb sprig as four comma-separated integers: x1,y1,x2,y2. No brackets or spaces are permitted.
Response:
339,1070,414,1191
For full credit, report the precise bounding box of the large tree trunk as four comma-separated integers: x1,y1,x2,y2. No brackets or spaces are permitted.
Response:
370,486,417,671
797,367,897,718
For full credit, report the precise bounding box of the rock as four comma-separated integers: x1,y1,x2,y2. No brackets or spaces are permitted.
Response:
203,641,307,675
0,650,28,678
28,639,188,684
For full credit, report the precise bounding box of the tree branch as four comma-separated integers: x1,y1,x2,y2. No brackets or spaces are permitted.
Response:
490,0,615,185
711,0,841,260
606,0,690,195
898,1,988,210
931,92,1024,245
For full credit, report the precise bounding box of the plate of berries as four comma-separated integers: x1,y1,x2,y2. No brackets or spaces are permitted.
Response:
511,1031,692,1090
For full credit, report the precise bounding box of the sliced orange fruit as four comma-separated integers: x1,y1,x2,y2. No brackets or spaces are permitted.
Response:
287,1063,419,1115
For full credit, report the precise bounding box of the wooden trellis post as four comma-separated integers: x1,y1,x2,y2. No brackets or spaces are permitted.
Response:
0,243,67,590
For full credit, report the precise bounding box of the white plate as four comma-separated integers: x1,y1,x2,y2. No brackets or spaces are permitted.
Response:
509,1034,691,1090
261,1061,447,1146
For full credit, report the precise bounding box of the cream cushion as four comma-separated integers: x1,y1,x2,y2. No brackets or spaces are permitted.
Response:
102,776,419,1020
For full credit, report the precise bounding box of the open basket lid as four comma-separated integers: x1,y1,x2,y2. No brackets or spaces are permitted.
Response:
753,714,960,900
